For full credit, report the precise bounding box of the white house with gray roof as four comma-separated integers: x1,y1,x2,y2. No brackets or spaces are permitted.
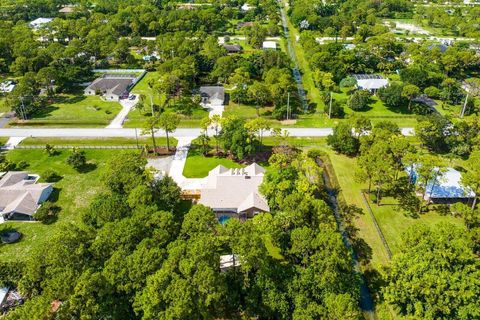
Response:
199,86,225,106
198,163,269,220
85,74,137,101
0,172,53,221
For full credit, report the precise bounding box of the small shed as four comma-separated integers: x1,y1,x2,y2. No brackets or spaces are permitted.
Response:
262,41,277,50
223,44,243,54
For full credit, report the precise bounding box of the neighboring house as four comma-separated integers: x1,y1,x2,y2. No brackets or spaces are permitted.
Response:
262,41,277,50
353,74,389,93
413,94,439,113
428,44,448,53
29,18,53,30
237,21,254,29
0,172,53,221
198,163,270,221
407,166,475,202
241,3,254,11
84,74,136,101
58,5,77,14
223,44,243,54
220,254,241,271
0,80,16,93
199,86,225,105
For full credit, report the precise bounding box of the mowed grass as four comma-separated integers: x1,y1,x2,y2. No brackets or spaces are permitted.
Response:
183,147,243,178
0,97,10,114
10,95,122,127
124,106,208,128
0,149,136,261
321,148,465,267
127,72,209,128
19,137,177,147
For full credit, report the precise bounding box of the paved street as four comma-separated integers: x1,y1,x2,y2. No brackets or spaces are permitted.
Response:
0,127,415,138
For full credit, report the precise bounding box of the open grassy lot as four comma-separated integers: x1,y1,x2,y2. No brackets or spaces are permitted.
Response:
9,94,122,128
127,71,209,128
322,148,465,267
183,146,243,178
124,106,208,128
0,97,10,114
19,136,177,147
0,149,138,261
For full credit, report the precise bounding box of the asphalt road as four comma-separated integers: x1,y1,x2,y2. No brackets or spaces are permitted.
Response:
0,127,415,138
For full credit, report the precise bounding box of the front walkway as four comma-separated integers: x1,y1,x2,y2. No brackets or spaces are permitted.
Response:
167,136,204,190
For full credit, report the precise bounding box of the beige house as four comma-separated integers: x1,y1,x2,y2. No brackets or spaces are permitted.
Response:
198,163,269,221
0,172,53,221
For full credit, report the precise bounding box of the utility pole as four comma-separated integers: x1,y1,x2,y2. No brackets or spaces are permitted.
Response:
19,96,27,120
286,92,290,120
328,92,333,119
460,93,469,118
135,127,139,148
150,95,154,116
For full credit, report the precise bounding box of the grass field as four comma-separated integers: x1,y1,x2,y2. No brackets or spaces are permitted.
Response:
124,106,208,128
0,97,10,114
183,146,243,178
10,95,122,127
0,149,135,261
322,148,465,267
19,137,177,147
127,72,209,128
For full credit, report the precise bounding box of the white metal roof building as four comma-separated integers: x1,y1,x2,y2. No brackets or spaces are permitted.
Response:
29,18,53,29
262,41,277,50
353,74,389,92
407,167,475,201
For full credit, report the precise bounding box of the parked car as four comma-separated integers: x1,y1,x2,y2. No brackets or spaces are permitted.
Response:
128,94,136,100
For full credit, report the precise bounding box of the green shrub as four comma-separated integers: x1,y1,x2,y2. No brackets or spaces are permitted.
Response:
67,150,86,170
15,160,29,170
34,202,60,224
43,170,62,182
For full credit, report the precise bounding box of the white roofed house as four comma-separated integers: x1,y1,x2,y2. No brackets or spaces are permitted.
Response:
0,172,53,221
198,163,270,222
353,74,389,93
262,41,277,50
29,18,53,30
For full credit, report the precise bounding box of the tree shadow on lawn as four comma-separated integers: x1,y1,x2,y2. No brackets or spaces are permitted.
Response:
77,163,97,174
30,105,60,119
49,187,62,203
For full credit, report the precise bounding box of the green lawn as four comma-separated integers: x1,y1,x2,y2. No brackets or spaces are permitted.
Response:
9,94,122,127
183,146,243,178
127,72,209,128
19,137,177,147
0,97,10,114
0,149,134,261
322,148,465,267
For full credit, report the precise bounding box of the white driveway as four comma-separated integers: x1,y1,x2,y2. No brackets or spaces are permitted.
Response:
3,137,26,150
167,137,205,190
106,97,138,129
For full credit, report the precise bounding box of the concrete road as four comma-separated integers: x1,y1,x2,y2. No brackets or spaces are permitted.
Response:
0,127,415,138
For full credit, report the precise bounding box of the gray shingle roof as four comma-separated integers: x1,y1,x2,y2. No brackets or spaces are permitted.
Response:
0,172,53,217
198,163,269,213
